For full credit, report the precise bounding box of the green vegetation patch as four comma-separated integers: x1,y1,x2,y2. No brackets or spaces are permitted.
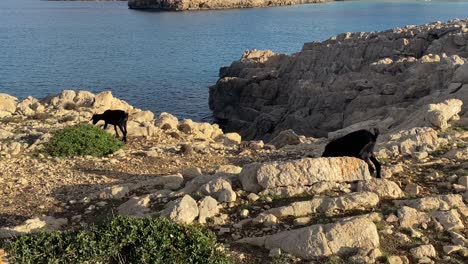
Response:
44,124,123,157
4,216,232,264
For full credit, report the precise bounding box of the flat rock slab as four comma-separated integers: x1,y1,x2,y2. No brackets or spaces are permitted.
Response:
238,217,379,259
240,157,371,193
262,192,379,218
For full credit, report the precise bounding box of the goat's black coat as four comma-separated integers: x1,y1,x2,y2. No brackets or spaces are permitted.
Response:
92,110,128,142
322,128,381,178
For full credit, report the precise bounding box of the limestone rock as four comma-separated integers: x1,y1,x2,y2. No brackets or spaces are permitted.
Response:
209,20,468,140
410,244,437,259
379,127,439,156
131,110,154,124
74,90,95,107
398,206,430,229
99,184,130,199
445,148,468,161
0,93,18,114
181,167,203,180
159,195,199,224
431,210,464,231
118,195,151,217
262,192,379,218
93,91,133,112
198,196,219,224
268,129,301,149
0,216,68,238
198,177,236,202
216,132,241,145
240,157,371,192
238,218,379,259
387,256,408,264
357,179,405,199
405,183,422,195
156,112,179,130
394,194,465,211
424,99,463,129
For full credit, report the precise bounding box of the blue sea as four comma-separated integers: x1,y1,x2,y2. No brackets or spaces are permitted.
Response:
1,0,468,120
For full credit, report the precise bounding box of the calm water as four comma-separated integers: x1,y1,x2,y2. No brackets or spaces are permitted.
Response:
1,0,468,120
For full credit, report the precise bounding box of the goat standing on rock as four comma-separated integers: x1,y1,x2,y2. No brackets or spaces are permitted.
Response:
91,110,128,142
322,128,381,178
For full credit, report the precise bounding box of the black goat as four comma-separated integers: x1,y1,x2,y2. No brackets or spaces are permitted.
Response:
322,128,381,178
92,110,128,142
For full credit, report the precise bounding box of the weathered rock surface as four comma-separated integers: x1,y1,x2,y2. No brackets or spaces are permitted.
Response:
238,218,379,259
394,194,465,211
210,20,468,140
239,157,371,193
117,195,151,217
0,216,67,238
258,192,379,218
357,179,405,199
198,196,219,224
159,195,199,224
128,0,334,10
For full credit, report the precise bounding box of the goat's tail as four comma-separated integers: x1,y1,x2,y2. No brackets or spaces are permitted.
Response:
373,128,380,140
124,112,129,121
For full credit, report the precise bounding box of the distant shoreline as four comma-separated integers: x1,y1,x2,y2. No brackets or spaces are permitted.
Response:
128,0,342,11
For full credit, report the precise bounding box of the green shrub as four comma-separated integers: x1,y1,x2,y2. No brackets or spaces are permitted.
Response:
44,124,123,157
5,216,232,264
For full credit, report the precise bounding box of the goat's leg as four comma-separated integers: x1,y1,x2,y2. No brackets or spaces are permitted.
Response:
370,156,382,178
118,124,127,142
103,123,108,130
114,125,120,138
364,158,376,176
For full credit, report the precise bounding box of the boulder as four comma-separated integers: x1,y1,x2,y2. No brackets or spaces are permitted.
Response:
93,91,133,112
431,210,464,231
181,167,203,180
238,218,379,259
99,184,130,199
198,178,237,203
398,206,430,229
0,93,18,114
118,195,151,217
130,110,154,124
239,157,371,193
216,133,241,145
268,129,301,149
178,119,196,134
0,216,68,238
198,196,219,224
394,194,465,211
261,192,379,218
74,90,95,107
410,244,437,259
357,179,405,199
155,112,179,130
159,195,199,224
423,99,463,130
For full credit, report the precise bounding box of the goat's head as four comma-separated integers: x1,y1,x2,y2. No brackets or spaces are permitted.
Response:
91,114,100,125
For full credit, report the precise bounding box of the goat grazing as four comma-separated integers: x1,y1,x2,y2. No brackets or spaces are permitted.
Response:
91,110,128,142
322,128,381,178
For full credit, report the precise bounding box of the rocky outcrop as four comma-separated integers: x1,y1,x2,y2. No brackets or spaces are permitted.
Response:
238,217,379,259
0,90,232,157
209,20,468,141
128,0,335,11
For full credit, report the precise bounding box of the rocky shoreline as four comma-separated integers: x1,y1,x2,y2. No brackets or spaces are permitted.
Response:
209,19,468,142
0,88,467,263
128,0,337,11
